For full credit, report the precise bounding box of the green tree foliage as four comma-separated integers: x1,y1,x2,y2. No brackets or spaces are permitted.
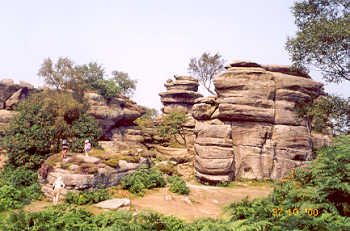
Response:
134,107,159,130
297,95,350,134
158,111,187,145
286,0,350,83
188,52,225,95
3,93,102,169
112,71,137,97
38,57,87,102
38,57,137,100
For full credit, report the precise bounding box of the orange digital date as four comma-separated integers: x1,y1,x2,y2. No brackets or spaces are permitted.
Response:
272,208,319,216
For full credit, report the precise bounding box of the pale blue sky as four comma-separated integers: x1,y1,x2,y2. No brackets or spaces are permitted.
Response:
1,0,349,110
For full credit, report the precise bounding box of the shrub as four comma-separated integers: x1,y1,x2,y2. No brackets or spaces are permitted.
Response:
158,111,187,145
65,188,110,205
121,168,166,196
167,176,190,195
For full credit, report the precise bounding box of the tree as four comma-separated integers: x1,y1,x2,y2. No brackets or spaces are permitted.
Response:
286,0,350,83
188,52,225,95
39,58,138,100
297,95,350,134
38,57,87,102
158,111,187,145
3,93,102,169
112,71,137,97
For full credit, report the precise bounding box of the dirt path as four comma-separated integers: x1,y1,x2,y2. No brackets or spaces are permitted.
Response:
132,183,272,221
19,182,272,221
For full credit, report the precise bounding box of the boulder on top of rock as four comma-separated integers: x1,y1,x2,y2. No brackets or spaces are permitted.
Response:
224,60,262,69
262,65,310,78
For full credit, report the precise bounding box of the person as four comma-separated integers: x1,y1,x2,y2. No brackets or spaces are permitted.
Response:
52,176,65,205
61,139,68,159
84,139,91,157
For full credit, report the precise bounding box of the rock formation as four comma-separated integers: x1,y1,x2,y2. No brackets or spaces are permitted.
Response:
0,79,146,148
192,61,331,183
85,92,146,149
39,153,151,197
159,75,202,114
0,79,37,135
158,75,202,155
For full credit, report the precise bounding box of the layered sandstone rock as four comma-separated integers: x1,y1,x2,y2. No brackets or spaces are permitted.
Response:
193,61,330,182
85,92,146,145
159,75,202,114
0,79,38,135
39,154,151,198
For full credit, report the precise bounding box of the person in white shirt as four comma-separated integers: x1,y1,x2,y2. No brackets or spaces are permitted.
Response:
52,176,65,205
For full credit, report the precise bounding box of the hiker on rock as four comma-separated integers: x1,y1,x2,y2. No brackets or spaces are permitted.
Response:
61,139,68,159
52,176,65,205
84,139,91,157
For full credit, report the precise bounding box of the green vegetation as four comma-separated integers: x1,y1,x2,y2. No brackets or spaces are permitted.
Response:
134,107,159,131
286,0,350,83
188,52,225,95
0,166,42,212
296,95,350,134
121,168,166,196
158,111,187,145
65,188,110,205
3,94,102,169
121,167,189,196
39,57,137,100
167,176,190,195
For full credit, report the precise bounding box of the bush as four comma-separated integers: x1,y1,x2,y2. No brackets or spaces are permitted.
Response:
158,111,187,145
70,113,102,152
167,176,190,195
65,188,110,205
121,168,166,196
3,94,102,169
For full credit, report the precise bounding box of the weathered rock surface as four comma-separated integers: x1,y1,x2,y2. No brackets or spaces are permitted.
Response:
0,79,35,109
192,61,331,182
0,110,17,135
85,92,146,143
95,198,130,210
159,75,202,114
39,154,151,198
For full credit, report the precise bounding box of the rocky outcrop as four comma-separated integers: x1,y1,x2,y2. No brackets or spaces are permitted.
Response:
0,79,38,135
85,92,146,145
159,75,202,114
39,154,151,198
193,60,331,183
0,79,35,109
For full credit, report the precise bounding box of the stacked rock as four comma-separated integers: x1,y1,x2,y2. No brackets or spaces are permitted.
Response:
0,79,36,136
192,60,330,183
159,75,202,114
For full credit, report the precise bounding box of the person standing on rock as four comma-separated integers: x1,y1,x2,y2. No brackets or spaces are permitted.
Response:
61,139,68,159
84,139,91,157
52,176,65,205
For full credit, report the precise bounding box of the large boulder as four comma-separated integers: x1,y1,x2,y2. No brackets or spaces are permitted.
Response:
193,61,331,182
85,92,146,140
